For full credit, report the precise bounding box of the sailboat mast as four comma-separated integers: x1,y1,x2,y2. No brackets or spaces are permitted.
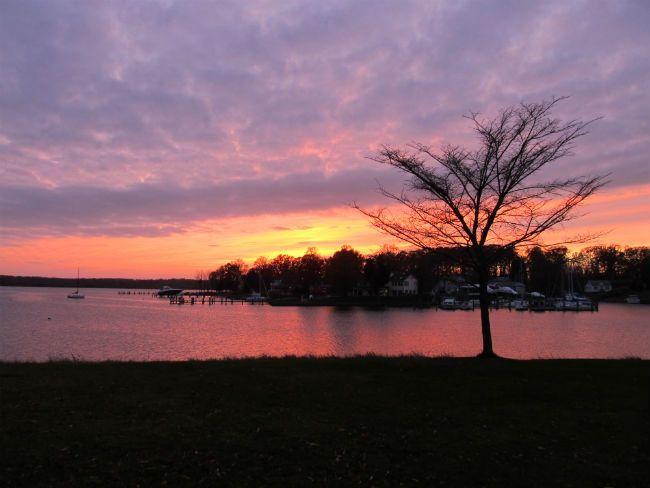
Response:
258,270,267,296
566,262,574,296
76,267,80,293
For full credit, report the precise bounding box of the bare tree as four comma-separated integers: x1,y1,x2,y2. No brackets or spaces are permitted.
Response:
356,97,608,357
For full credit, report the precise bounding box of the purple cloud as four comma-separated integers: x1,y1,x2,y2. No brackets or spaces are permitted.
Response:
0,0,648,240
0,167,399,240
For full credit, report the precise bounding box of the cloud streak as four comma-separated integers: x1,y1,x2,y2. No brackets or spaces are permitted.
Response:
0,167,397,239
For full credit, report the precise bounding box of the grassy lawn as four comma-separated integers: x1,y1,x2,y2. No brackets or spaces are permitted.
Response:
1,357,648,486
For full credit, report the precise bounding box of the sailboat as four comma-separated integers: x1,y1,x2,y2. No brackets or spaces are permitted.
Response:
246,271,268,302
67,268,85,299
555,262,592,311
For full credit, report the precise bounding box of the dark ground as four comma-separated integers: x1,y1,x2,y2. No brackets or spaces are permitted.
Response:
1,357,648,486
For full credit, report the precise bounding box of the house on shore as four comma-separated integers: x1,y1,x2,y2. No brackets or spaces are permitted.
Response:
584,279,612,293
433,275,466,295
388,274,418,296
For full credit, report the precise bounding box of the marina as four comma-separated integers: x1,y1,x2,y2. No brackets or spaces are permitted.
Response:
152,286,599,311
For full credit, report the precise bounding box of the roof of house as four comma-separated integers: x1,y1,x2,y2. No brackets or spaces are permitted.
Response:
389,272,417,281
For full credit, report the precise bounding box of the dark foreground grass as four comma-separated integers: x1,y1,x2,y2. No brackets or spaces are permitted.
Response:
1,357,648,486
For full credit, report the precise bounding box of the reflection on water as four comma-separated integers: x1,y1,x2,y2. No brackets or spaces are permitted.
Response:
1,287,649,361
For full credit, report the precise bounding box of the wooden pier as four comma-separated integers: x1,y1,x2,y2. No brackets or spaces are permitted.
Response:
167,294,266,305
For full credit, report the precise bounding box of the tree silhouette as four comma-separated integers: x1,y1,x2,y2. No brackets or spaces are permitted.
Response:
325,245,364,297
209,260,247,292
297,247,325,294
363,246,401,295
356,97,607,357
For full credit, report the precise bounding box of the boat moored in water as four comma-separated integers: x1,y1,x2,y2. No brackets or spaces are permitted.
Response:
157,286,184,297
245,292,267,303
555,293,594,311
439,298,458,310
510,299,529,311
67,268,85,299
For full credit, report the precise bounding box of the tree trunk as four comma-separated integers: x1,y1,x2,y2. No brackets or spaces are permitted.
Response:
478,276,497,358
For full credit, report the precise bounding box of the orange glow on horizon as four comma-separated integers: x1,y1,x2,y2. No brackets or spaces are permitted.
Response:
1,184,648,279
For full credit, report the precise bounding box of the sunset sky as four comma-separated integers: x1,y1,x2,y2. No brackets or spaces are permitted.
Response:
1,0,649,278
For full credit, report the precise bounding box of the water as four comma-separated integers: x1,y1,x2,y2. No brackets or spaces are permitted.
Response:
1,287,649,361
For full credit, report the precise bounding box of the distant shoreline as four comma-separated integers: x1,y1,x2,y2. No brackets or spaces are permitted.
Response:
3,284,646,305
0,275,198,289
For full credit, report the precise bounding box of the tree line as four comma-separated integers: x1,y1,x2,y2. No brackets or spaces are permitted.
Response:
0,276,200,290
2,244,646,296
206,244,650,298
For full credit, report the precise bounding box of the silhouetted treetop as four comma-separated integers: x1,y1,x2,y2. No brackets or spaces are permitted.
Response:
359,97,608,251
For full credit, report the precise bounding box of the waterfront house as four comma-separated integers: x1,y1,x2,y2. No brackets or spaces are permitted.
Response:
388,274,418,296
433,275,466,295
584,279,612,293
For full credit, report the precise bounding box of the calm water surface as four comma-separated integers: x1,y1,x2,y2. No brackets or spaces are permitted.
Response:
1,287,649,361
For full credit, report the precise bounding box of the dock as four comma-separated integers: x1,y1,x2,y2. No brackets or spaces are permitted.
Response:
167,294,266,305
